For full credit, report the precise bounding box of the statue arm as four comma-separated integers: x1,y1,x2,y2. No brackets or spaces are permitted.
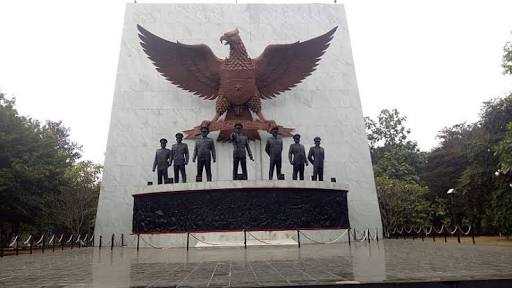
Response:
211,140,216,162
192,142,198,162
185,144,190,165
265,140,271,156
307,148,314,165
152,152,157,171
246,140,253,160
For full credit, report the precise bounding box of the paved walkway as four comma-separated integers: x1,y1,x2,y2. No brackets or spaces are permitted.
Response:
1,239,512,287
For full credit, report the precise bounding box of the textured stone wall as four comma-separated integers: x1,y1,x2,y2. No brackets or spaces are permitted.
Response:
94,3,382,246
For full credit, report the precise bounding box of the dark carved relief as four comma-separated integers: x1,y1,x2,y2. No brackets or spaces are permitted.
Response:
132,187,349,233
138,25,338,141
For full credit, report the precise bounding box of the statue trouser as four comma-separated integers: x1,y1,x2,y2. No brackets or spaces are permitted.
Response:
156,168,169,184
312,166,323,181
233,157,247,180
174,165,187,183
197,160,212,182
269,157,282,180
292,164,305,180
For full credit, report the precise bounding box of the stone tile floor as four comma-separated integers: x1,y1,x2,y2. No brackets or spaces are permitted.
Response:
1,239,512,287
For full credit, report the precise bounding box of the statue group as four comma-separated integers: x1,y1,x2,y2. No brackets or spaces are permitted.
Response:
152,123,325,184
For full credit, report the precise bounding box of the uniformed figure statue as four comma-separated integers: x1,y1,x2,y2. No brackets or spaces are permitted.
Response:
152,138,171,184
288,134,308,180
192,126,216,182
265,127,283,180
231,123,254,180
171,133,189,183
308,136,325,181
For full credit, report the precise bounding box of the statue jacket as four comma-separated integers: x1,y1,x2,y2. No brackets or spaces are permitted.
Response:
153,148,171,170
171,143,189,166
265,136,283,160
231,133,253,159
288,143,307,165
193,137,216,162
308,146,325,167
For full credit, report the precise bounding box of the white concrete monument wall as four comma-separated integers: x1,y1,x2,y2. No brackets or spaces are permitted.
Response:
95,3,382,247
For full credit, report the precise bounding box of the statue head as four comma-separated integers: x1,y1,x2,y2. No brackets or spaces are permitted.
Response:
314,136,321,146
175,132,184,143
220,28,241,47
200,126,209,138
234,122,243,134
159,138,168,148
293,134,301,143
270,127,279,137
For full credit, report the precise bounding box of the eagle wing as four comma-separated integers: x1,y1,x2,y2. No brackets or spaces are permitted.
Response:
254,27,337,99
138,25,222,100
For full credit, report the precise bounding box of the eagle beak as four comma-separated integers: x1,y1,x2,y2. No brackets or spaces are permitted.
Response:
220,35,228,45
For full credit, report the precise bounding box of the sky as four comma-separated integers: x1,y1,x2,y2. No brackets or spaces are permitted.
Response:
0,0,511,164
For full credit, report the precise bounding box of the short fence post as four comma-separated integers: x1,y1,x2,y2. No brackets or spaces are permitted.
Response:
243,230,247,249
61,235,64,251
99,235,102,250
111,234,114,251
348,229,351,246
186,233,190,251
471,226,475,245
78,235,82,249
15,236,19,255
91,235,95,247
457,226,461,244
52,235,55,252
297,230,301,248
71,235,74,250
0,233,3,258
121,234,124,247
29,235,33,254
367,229,371,244
137,234,140,251
376,229,379,243
444,229,447,243
41,234,45,254
353,228,357,241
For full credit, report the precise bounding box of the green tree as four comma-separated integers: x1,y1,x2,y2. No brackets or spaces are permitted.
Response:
503,36,512,75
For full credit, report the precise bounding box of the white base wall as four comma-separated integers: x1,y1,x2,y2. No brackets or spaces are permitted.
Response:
95,3,382,246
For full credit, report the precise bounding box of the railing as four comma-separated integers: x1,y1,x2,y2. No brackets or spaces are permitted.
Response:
384,225,475,244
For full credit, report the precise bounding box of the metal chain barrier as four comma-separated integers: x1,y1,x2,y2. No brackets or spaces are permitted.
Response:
189,233,227,246
139,235,165,249
298,229,348,244
246,231,274,245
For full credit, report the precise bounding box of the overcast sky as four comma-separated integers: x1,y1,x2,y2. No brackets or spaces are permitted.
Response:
0,0,511,164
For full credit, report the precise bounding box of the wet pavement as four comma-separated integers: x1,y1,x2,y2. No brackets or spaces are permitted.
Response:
1,239,512,287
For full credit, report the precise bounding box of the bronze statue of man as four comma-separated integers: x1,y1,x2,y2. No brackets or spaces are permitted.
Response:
265,127,283,180
192,126,216,182
171,133,189,183
288,134,308,180
231,123,254,180
308,136,325,181
152,138,171,184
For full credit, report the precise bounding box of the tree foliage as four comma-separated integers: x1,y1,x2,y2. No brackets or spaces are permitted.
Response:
0,93,101,235
504,38,512,75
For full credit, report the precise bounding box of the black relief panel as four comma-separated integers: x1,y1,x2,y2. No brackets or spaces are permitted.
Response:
132,187,349,233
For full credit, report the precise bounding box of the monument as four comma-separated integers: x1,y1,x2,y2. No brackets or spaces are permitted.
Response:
95,3,382,247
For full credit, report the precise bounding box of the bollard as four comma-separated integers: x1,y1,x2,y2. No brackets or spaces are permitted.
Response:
111,234,114,251
186,233,190,251
52,235,55,252
16,236,19,255
444,229,447,243
367,229,371,244
99,235,102,250
353,228,357,241
121,234,124,247
137,234,140,252
243,230,247,249
471,227,475,245
61,235,64,251
297,230,301,248
348,229,351,246
91,235,95,248
376,229,379,243
29,235,33,254
457,226,461,244
71,234,74,250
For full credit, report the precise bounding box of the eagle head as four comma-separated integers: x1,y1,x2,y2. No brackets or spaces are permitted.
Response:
220,28,241,46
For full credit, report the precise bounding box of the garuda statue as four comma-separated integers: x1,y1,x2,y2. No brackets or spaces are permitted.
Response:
138,25,337,140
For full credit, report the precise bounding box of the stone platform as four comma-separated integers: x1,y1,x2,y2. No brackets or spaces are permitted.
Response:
1,240,512,287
